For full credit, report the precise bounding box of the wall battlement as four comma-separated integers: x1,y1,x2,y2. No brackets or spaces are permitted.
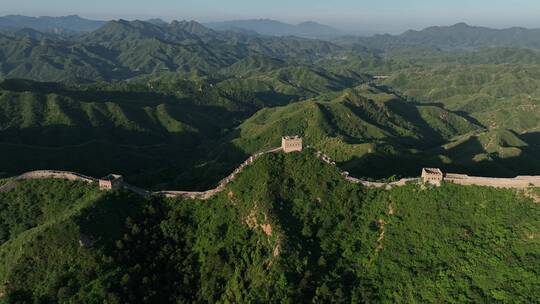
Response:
282,136,302,153
444,173,540,188
420,169,540,188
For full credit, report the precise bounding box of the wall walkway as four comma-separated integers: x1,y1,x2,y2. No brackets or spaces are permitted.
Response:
445,174,540,189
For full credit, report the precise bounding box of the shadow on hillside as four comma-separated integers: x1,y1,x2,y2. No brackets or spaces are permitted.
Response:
521,132,540,147
336,101,420,145
454,110,485,128
341,133,540,179
254,91,303,107
0,78,300,113
269,192,327,298
329,98,434,146
77,189,149,252
373,83,486,129
0,125,203,147
385,99,446,145
408,101,486,129
0,127,250,191
1,79,170,105
159,129,251,191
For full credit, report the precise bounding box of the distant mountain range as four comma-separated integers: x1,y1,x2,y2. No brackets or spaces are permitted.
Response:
0,15,105,33
2,15,540,49
0,15,343,38
3,17,540,83
0,19,341,83
204,19,343,38
338,22,540,50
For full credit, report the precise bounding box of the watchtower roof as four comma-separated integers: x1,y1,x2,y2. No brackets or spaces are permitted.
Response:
282,135,301,140
422,168,444,176
423,168,443,174
101,174,123,181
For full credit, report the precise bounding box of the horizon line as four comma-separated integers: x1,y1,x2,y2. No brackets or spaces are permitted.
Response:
1,13,540,35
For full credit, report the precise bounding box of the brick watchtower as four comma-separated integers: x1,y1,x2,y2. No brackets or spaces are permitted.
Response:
282,136,303,153
99,174,124,190
421,168,444,186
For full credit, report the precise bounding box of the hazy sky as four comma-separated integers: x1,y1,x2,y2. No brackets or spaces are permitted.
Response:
1,0,539,34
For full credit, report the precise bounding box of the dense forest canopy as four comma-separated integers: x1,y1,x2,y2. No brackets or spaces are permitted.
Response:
1,152,539,302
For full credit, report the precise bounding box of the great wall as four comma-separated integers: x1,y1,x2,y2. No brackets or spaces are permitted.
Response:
0,136,539,199
0,147,284,200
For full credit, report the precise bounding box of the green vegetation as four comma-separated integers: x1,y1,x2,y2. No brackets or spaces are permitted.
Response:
385,64,540,133
1,19,540,182
3,17,540,303
2,17,540,302
231,84,540,178
0,152,538,302
234,84,479,152
0,179,101,243
0,20,341,83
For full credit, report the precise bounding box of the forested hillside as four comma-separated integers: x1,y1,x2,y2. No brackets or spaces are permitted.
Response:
1,152,538,302
0,19,341,83
385,64,540,132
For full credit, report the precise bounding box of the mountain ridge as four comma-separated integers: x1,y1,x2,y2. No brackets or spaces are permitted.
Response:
204,18,343,38
0,14,106,33
341,22,540,50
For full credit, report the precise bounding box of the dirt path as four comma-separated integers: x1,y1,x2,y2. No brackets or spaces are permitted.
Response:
375,219,387,252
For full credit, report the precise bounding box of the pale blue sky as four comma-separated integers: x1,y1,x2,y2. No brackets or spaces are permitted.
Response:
1,0,539,33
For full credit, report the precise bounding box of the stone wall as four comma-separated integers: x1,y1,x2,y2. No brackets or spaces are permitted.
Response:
17,170,97,183
0,147,284,199
2,146,539,201
345,176,419,189
156,147,283,199
0,170,99,195
445,174,540,189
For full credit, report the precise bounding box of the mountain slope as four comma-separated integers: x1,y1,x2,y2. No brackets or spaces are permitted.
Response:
384,64,540,132
232,84,481,157
231,84,540,178
0,34,118,82
0,152,539,302
0,19,343,83
0,79,248,188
